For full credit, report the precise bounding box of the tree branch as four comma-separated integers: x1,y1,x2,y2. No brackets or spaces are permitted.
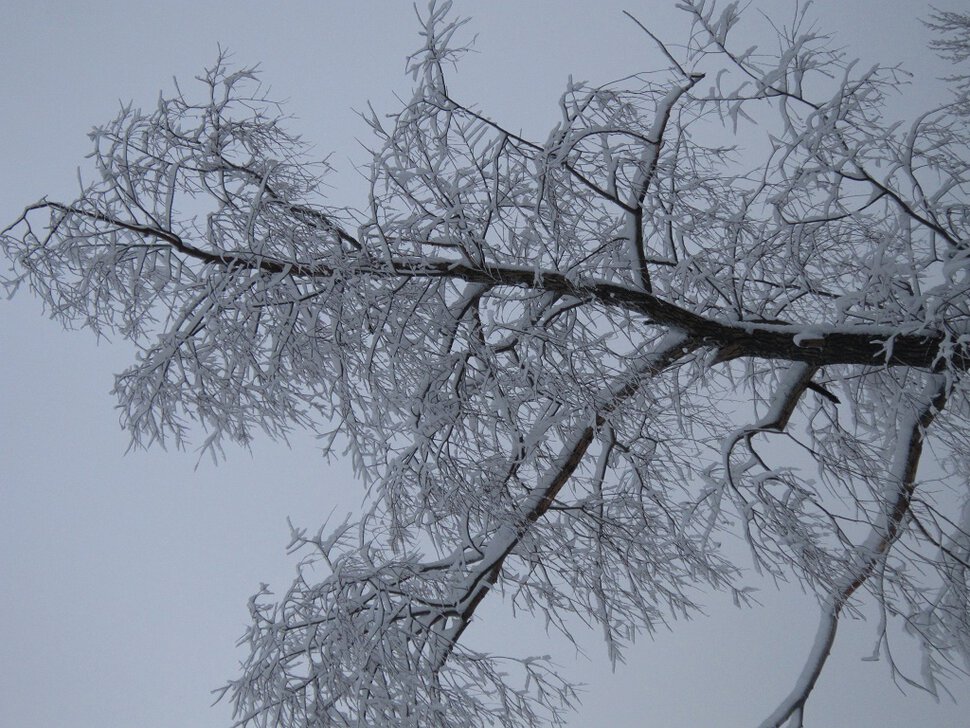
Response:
433,331,699,662
9,200,965,374
759,375,949,728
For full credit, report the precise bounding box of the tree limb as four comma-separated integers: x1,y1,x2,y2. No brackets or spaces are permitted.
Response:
759,375,949,728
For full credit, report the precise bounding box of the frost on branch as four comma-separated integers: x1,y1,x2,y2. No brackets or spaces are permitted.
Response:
3,1,970,726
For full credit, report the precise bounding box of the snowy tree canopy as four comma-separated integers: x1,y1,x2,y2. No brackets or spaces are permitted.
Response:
3,2,970,726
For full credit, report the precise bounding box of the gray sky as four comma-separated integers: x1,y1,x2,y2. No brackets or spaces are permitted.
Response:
1,2,967,726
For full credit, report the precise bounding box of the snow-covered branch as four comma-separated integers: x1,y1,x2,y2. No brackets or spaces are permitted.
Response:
3,1,970,725
758,375,949,728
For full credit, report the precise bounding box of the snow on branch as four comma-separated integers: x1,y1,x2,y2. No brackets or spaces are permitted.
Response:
3,1,970,725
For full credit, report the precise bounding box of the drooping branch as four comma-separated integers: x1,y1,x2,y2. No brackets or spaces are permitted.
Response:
759,375,950,728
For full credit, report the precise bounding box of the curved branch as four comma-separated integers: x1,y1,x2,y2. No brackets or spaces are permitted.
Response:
759,375,949,728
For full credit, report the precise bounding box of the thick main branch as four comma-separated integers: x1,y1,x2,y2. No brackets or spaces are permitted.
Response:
13,201,964,374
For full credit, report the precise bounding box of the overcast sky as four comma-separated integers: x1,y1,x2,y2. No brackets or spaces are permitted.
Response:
1,2,967,726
